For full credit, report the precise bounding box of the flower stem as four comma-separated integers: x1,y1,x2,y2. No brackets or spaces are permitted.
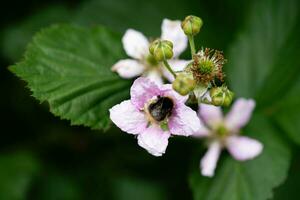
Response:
188,35,196,56
163,60,177,78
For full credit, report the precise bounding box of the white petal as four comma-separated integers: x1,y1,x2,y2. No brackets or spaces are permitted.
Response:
225,98,256,131
199,104,223,128
200,90,212,103
109,100,148,135
200,141,222,177
192,119,211,138
144,69,164,85
193,84,208,100
122,29,149,59
169,104,209,136
161,19,188,57
162,59,190,82
130,77,160,110
226,136,263,161
137,126,170,156
112,59,145,78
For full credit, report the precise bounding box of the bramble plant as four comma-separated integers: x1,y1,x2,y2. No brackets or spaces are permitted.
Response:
8,0,300,197
11,13,263,175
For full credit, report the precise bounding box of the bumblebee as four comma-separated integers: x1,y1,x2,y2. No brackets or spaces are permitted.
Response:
148,96,174,122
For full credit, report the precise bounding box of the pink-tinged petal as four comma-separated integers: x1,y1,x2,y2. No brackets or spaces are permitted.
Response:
200,141,222,177
192,120,211,138
122,29,149,59
162,59,190,82
226,136,263,161
130,77,160,110
161,84,188,104
199,104,223,128
109,100,148,135
144,69,163,86
169,105,207,136
161,19,188,57
225,98,256,131
137,126,170,156
112,59,145,78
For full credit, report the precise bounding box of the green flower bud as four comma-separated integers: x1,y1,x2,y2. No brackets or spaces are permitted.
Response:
210,87,223,106
210,87,234,107
172,73,196,96
223,90,234,106
149,39,173,61
181,15,203,36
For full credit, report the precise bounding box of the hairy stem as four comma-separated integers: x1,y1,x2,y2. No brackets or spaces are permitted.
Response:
188,35,196,56
163,60,177,78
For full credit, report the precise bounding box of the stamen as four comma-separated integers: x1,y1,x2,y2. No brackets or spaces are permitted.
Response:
190,48,227,84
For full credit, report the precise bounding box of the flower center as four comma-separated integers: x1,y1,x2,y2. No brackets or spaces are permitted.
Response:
148,96,174,122
215,125,229,137
198,60,214,74
190,48,226,84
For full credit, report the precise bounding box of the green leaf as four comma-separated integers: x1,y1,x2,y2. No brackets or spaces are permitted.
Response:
272,79,300,145
0,5,72,62
0,152,40,200
1,0,243,63
75,0,202,36
272,153,300,200
75,0,237,49
10,24,131,130
262,23,300,145
226,0,299,98
189,114,291,200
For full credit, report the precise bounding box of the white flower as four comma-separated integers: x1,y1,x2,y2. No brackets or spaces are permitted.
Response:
194,98,263,177
112,19,189,85
109,77,201,156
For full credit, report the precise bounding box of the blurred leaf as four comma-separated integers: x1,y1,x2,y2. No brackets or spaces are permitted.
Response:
75,0,237,49
112,176,167,200
272,152,300,200
1,0,244,64
0,5,72,62
75,0,186,36
189,114,291,200
226,0,299,98
33,172,82,200
10,24,131,130
255,20,300,108
0,152,40,200
262,21,300,145
272,79,300,144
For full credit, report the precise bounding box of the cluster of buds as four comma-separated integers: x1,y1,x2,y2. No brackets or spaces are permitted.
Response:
171,15,234,107
144,15,234,107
